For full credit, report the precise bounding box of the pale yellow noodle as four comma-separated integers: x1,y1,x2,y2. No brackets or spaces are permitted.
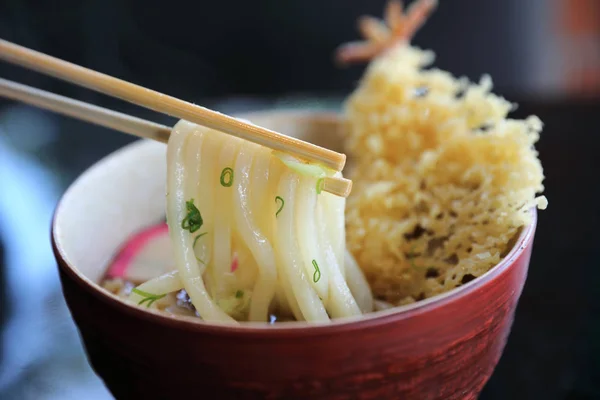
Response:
315,192,361,318
183,130,211,274
296,176,330,303
233,141,278,321
167,124,235,324
263,155,296,318
129,270,183,304
322,178,346,278
275,170,329,322
212,137,242,299
344,250,374,313
194,126,225,277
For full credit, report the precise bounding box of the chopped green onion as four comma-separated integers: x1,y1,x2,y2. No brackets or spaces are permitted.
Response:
316,178,324,194
192,232,208,265
193,232,208,248
132,288,166,308
312,260,321,283
181,199,203,233
235,290,244,299
273,151,335,178
275,196,285,217
220,167,234,187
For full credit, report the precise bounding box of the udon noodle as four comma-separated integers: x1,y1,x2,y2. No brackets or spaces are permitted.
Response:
125,120,372,324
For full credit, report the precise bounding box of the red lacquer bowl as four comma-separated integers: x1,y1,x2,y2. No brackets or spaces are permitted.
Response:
51,111,537,400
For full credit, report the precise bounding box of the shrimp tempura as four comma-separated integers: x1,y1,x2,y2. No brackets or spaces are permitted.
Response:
335,0,438,65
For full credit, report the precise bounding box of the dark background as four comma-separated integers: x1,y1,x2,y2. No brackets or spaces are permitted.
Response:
0,0,598,399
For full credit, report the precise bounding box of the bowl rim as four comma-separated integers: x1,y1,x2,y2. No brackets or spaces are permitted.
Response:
51,110,537,337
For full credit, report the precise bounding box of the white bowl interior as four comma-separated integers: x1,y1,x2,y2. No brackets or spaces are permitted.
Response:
54,140,167,282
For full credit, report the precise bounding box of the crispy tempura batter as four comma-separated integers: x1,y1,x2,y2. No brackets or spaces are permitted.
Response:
340,1,547,305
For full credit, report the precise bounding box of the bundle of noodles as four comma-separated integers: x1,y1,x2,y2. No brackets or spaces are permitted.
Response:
337,0,547,305
127,120,373,324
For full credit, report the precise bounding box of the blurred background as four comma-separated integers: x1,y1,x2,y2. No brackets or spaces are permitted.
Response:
0,0,598,399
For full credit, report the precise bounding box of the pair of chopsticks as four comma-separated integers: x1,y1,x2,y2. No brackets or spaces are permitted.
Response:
0,39,352,198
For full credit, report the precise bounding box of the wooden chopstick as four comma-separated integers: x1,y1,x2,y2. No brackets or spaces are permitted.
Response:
0,77,353,198
0,39,346,172
0,77,171,143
